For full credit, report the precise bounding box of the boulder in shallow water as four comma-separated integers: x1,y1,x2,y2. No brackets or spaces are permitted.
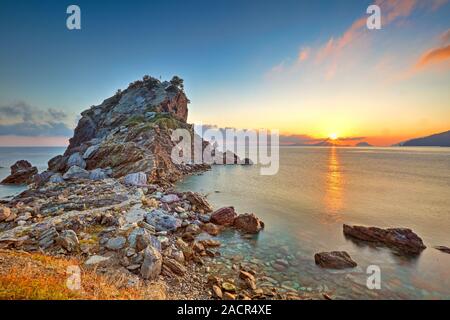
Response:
1,160,38,185
434,246,450,254
343,224,426,254
234,213,265,233
124,172,147,186
210,206,237,226
63,165,90,180
314,251,357,269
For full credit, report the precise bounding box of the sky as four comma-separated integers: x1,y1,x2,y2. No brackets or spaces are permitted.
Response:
0,0,449,146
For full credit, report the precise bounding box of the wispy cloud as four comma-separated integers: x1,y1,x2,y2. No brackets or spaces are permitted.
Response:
415,45,450,69
267,0,446,81
413,29,450,71
0,102,73,137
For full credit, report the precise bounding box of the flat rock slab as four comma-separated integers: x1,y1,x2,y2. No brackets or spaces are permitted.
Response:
343,224,426,254
434,246,450,254
314,251,357,269
125,204,146,223
85,255,111,265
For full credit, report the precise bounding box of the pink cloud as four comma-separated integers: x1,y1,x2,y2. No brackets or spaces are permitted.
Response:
415,45,450,69
298,47,310,62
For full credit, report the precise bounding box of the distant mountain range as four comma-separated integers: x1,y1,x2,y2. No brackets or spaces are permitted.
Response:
396,130,450,147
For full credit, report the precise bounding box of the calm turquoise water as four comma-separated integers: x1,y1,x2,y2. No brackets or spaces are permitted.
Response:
176,147,450,299
0,147,65,199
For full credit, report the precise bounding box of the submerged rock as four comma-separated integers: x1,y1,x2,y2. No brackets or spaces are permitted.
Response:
211,207,237,226
314,251,357,269
234,213,265,233
343,224,426,254
1,160,38,185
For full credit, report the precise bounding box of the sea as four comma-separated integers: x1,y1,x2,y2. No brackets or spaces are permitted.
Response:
1,146,449,299
176,146,450,299
0,147,65,199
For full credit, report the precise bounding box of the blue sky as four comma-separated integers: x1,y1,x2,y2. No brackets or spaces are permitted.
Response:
0,0,449,146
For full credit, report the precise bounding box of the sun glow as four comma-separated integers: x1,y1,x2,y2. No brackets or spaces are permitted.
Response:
329,133,338,140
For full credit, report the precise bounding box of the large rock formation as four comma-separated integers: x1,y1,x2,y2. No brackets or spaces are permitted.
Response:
1,160,38,185
47,76,207,185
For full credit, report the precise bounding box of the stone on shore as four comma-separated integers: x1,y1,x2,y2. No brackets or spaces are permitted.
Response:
1,160,38,185
83,145,99,159
185,191,213,213
67,152,86,169
89,168,112,180
161,194,180,203
49,173,64,183
314,251,357,269
0,206,11,222
63,165,90,180
163,257,187,275
56,229,79,252
140,246,162,280
211,207,237,226
124,172,147,186
145,209,181,232
234,213,265,233
85,255,110,265
33,170,54,186
343,224,426,254
106,236,127,250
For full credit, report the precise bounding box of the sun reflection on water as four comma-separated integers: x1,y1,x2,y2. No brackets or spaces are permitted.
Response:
324,146,344,222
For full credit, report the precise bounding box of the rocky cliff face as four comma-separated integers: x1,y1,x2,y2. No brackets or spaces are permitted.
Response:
47,76,203,185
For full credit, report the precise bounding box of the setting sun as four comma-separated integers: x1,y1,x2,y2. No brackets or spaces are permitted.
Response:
329,133,338,140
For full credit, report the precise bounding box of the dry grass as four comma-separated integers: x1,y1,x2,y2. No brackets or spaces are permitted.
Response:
0,250,166,300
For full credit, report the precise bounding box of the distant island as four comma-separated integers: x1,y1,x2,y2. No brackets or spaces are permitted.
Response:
355,142,373,147
395,130,450,147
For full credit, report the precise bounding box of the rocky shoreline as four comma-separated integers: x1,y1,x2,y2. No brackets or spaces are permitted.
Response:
0,75,310,300
1,75,447,300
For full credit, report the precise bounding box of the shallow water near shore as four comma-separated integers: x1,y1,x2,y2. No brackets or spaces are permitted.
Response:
176,146,450,299
0,147,65,199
